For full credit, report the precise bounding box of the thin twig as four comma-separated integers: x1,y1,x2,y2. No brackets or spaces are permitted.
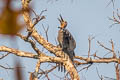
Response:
26,9,46,40
117,9,120,20
0,53,10,59
32,9,47,28
106,0,115,8
38,68,50,80
64,72,70,80
42,24,49,42
96,67,103,80
78,64,92,72
17,33,44,55
97,40,116,58
109,10,120,28
88,36,95,58
110,39,116,58
97,41,113,52
0,65,14,70
32,60,41,80
38,65,57,75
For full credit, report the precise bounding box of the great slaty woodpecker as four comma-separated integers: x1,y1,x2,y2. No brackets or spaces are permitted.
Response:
57,15,76,72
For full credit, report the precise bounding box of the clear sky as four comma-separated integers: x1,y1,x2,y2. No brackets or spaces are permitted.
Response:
0,0,120,80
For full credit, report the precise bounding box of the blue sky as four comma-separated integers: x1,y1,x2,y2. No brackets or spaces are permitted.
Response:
0,0,120,80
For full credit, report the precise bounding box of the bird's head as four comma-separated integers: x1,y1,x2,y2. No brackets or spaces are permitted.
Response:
58,15,67,29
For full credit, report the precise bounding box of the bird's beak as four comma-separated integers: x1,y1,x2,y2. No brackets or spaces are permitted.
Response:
58,14,64,24
57,18,61,24
60,14,64,22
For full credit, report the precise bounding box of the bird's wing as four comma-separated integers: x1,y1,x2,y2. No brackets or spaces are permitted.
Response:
63,29,76,51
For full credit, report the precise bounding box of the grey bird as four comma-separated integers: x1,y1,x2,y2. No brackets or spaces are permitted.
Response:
57,15,76,72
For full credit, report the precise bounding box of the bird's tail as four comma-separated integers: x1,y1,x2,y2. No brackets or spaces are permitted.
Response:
57,51,75,72
58,63,66,72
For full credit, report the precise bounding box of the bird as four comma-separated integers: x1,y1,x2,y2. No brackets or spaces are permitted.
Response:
57,15,76,72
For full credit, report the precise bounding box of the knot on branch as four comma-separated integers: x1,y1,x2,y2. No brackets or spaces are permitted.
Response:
87,57,93,64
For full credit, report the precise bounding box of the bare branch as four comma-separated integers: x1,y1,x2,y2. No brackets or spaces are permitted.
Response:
38,65,57,76
39,68,50,80
38,65,57,80
31,60,41,80
106,0,115,8
110,39,116,58
42,24,49,42
17,33,44,55
97,40,116,58
88,36,95,58
0,65,14,70
29,65,57,80
96,68,103,80
78,64,92,72
97,41,113,52
0,46,37,58
92,51,102,59
115,63,120,80
0,53,10,59
109,10,120,27
74,60,88,65
32,9,46,28
75,56,119,63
